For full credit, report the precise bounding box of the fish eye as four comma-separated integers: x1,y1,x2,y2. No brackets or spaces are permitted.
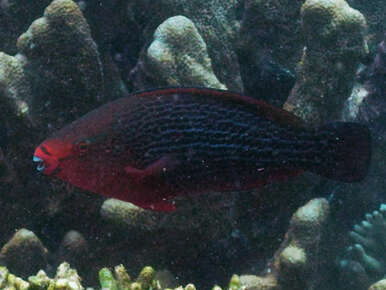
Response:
77,140,90,155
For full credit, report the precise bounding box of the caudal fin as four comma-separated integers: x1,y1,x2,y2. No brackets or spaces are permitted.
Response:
312,122,371,182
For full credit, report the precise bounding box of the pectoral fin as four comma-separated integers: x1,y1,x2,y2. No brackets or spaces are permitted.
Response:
125,155,179,183
126,199,176,212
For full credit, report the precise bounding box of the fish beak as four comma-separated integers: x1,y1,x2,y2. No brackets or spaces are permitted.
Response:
33,156,45,172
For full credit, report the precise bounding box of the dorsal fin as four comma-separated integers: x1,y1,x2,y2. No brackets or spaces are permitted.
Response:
133,87,304,128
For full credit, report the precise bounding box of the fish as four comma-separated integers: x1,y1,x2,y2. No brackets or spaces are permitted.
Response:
33,88,371,211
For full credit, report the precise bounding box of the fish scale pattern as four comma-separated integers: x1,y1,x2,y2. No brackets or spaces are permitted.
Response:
111,92,325,187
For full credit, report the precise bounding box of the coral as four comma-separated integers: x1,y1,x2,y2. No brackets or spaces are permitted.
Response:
283,0,368,125
237,0,300,106
0,0,109,131
0,2,109,263
0,228,48,278
238,198,330,289
343,32,386,134
99,196,236,270
127,0,242,91
0,266,30,290
0,263,255,289
56,230,89,278
99,265,161,290
0,0,103,130
370,279,386,290
346,0,386,51
0,0,51,54
49,262,84,290
238,0,303,70
28,262,83,289
135,15,226,89
100,197,234,235
14,0,105,126
0,0,381,288
339,203,386,289
0,199,353,290
0,52,32,121
28,269,51,288
0,147,16,183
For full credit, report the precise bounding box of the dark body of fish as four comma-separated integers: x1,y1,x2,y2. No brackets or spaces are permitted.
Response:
33,88,371,211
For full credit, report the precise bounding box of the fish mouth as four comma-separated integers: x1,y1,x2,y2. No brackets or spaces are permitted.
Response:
33,156,45,172
33,155,61,176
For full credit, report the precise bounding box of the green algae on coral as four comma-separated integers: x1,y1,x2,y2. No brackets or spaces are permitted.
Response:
114,265,132,290
228,274,241,290
99,268,119,290
136,266,156,290
28,270,51,289
0,266,30,290
99,265,164,290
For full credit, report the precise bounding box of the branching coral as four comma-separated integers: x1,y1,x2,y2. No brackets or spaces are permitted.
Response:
0,0,106,130
0,0,381,289
16,0,105,125
239,198,330,289
134,15,226,89
126,0,242,91
283,0,368,125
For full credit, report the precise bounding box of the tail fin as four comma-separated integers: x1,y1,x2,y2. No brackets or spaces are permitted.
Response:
312,122,371,182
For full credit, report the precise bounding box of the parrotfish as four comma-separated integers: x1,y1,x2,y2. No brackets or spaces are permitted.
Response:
33,88,371,211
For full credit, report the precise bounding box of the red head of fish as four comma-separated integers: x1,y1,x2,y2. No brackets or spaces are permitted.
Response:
33,92,179,212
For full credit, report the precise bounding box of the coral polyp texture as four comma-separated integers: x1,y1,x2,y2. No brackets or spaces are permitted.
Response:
283,0,368,125
0,199,332,289
135,15,226,89
16,0,104,124
238,198,330,289
0,262,243,290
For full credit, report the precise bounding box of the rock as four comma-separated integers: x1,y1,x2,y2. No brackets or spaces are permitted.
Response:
57,230,89,274
1,228,48,278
